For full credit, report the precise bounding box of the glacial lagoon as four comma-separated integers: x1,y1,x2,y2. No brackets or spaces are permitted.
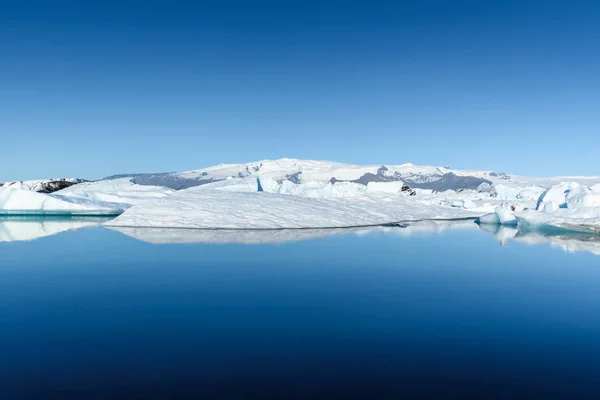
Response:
1,218,600,398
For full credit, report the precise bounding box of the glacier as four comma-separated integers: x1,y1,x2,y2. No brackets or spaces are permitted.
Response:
3,159,600,233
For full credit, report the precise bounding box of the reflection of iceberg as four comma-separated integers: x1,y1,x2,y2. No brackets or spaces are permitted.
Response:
514,233,600,256
0,217,111,242
110,219,478,245
109,227,364,244
380,219,478,236
477,223,518,246
478,223,600,255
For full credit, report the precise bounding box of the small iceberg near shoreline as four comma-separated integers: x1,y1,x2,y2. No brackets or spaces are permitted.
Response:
0,178,173,217
476,182,600,234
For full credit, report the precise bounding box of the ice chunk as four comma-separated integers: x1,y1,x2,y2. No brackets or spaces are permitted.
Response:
0,187,123,216
542,201,559,213
536,182,580,210
54,178,174,208
493,184,545,201
451,199,477,209
105,188,483,230
365,181,405,194
330,182,366,198
565,187,600,209
495,207,517,225
477,213,500,225
189,177,258,192
476,206,517,226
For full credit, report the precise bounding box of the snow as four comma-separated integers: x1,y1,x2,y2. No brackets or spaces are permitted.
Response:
54,178,174,207
536,182,580,210
2,178,82,192
105,188,482,230
0,187,123,215
0,178,172,216
451,199,477,209
191,177,259,192
365,181,405,194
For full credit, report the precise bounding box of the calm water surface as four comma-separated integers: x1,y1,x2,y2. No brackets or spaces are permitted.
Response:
1,220,600,399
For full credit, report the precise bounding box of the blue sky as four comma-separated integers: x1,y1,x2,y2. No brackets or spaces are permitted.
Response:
1,0,599,180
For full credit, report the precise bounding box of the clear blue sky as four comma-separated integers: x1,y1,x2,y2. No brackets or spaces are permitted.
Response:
1,0,599,181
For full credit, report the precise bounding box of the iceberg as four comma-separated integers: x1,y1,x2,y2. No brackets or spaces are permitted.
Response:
105,188,482,230
0,187,124,216
478,182,600,234
0,178,174,216
53,178,174,207
476,206,518,226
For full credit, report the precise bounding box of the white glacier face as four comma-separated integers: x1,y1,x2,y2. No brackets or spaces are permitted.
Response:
105,188,483,230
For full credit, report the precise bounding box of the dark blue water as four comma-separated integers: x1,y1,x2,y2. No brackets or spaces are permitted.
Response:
1,222,600,399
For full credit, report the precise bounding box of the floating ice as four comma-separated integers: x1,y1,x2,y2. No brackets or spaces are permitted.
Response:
105,188,482,230
0,187,123,216
0,178,173,216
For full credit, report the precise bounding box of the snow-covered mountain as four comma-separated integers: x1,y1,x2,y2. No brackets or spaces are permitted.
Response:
104,158,600,193
103,158,516,192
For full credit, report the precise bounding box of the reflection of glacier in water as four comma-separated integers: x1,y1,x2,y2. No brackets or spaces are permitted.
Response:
478,223,600,256
110,219,479,244
3,217,600,256
0,217,113,242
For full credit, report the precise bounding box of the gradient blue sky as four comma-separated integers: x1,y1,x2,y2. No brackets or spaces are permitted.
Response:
1,0,599,180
